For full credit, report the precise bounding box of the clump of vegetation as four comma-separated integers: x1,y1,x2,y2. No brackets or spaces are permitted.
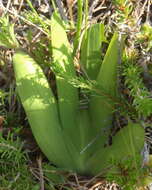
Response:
0,0,152,189
0,130,39,189
123,49,152,118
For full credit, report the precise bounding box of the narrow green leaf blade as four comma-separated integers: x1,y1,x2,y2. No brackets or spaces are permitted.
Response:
73,0,83,55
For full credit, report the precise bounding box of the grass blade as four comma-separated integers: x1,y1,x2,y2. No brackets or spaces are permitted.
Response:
73,0,83,55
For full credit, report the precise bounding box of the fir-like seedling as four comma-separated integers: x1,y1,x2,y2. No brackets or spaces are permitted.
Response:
123,50,152,118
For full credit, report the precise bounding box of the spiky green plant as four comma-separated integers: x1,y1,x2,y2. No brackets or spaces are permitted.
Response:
123,49,152,118
0,130,39,189
0,11,145,176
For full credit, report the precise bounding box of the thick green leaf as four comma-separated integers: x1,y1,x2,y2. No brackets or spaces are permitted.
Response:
13,50,75,169
86,123,145,175
89,33,120,145
51,12,83,169
51,11,79,133
76,109,96,173
80,23,106,80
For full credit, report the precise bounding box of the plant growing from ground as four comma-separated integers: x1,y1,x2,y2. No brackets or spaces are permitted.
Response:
0,89,8,115
0,3,145,183
105,155,152,190
123,49,152,118
0,129,39,189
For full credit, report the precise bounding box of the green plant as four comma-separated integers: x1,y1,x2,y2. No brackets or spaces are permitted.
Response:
136,23,152,52
123,50,152,118
0,89,8,115
80,23,107,80
112,0,134,24
105,155,150,190
0,10,145,177
0,16,19,48
0,130,39,189
73,0,83,54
